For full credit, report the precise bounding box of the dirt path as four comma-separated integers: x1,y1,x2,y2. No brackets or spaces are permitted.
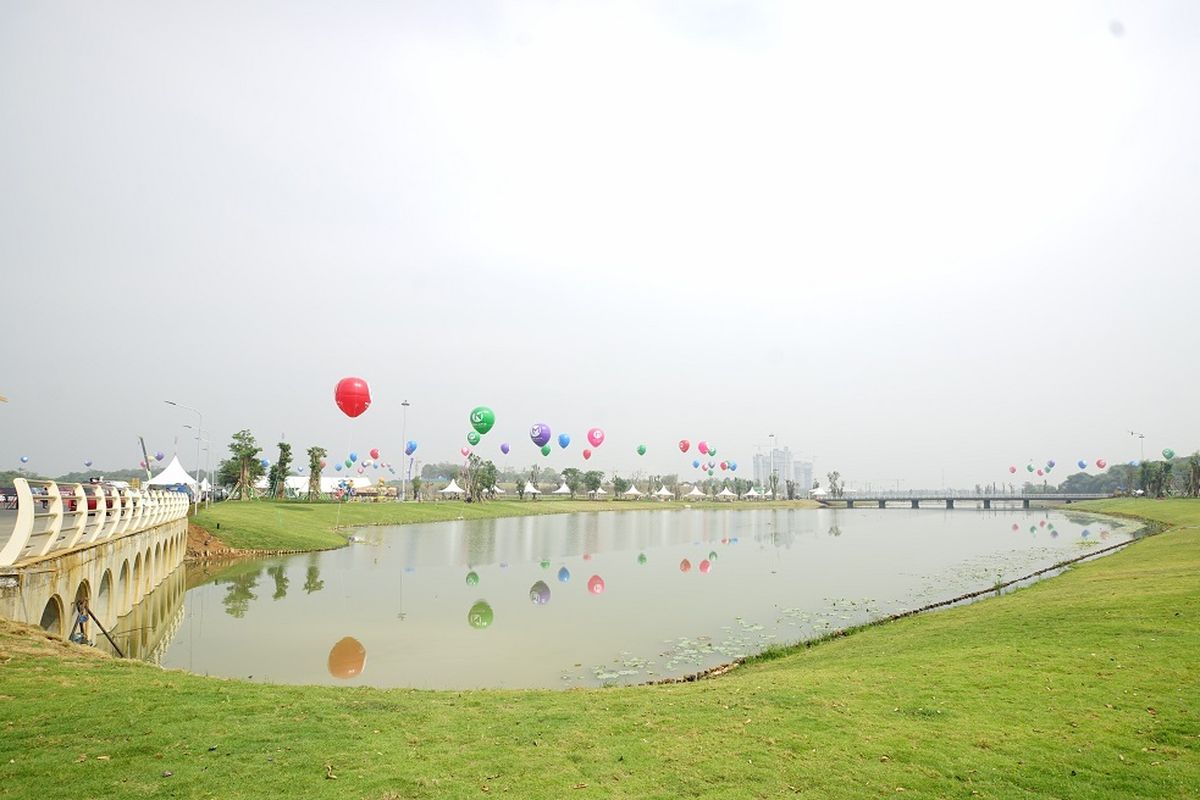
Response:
185,522,242,560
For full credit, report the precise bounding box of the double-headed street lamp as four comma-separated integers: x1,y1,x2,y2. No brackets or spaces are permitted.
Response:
165,400,202,513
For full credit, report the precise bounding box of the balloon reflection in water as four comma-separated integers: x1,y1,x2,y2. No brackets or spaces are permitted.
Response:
468,600,494,629
587,575,605,595
539,559,551,569
679,558,692,573
557,566,571,583
465,571,479,586
529,581,551,605
637,553,647,565
327,636,366,679
699,559,712,574
708,550,718,561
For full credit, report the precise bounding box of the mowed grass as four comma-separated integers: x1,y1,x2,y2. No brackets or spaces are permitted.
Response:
0,500,1197,798
192,497,819,551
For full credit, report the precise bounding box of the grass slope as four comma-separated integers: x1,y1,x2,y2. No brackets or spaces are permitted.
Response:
192,498,818,552
0,500,1196,798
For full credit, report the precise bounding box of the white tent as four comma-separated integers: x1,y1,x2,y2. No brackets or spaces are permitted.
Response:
623,484,644,498
685,485,706,499
654,485,674,499
809,486,828,498
147,455,198,491
491,484,506,495
553,482,572,495
589,487,607,497
744,487,761,499
523,481,540,495
199,478,212,492
440,479,465,496
716,487,737,501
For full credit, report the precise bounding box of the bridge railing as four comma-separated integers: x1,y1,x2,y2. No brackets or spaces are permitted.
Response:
0,478,190,567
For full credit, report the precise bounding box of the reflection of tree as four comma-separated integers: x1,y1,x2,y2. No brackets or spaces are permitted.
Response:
267,565,289,600
828,524,842,537
303,563,325,594
221,570,261,618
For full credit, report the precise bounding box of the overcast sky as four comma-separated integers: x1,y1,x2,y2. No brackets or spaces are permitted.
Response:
2,1,1197,488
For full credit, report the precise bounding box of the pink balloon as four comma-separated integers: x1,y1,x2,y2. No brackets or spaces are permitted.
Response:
357,467,364,474
1096,458,1107,469
582,449,592,460
698,441,709,455
1037,469,1043,476
320,460,327,469
587,428,605,447
1011,523,1019,531
1008,466,1016,474
587,575,605,595
699,559,711,574
719,461,727,471
461,447,471,457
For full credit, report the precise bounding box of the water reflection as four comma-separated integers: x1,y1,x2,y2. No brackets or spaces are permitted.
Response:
328,636,366,679
158,508,1142,689
97,566,186,664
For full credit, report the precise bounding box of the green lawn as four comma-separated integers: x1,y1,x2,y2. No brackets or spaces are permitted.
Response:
191,497,819,551
0,499,1196,798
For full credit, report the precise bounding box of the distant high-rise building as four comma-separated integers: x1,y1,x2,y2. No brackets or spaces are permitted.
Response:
753,447,793,486
794,461,813,491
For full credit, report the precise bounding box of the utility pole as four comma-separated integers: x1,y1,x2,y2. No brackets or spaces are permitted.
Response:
1128,430,1145,462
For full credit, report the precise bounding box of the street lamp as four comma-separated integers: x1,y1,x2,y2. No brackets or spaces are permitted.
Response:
184,425,212,509
400,400,410,502
165,400,202,514
1128,430,1145,462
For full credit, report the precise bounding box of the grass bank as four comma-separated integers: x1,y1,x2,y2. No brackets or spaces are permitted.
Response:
1,499,1196,798
191,497,820,552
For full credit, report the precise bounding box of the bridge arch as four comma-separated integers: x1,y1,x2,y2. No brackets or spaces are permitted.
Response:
39,595,64,636
132,552,143,598
117,560,130,616
97,569,113,621
153,542,162,586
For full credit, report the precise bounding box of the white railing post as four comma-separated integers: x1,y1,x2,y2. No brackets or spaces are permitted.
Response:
130,489,145,532
85,484,108,543
61,483,88,549
32,482,64,558
0,479,35,566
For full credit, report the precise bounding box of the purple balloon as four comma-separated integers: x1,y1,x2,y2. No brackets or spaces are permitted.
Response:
529,423,552,448
500,442,510,455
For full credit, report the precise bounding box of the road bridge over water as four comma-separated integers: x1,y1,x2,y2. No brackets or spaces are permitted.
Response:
0,478,189,650
814,492,1114,509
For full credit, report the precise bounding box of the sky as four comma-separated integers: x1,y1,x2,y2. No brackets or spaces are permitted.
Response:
1,1,1197,489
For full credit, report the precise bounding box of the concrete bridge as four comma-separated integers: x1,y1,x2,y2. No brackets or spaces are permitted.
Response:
0,478,189,648
814,492,1114,509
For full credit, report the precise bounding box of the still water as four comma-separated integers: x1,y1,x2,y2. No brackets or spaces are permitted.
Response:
144,508,1137,689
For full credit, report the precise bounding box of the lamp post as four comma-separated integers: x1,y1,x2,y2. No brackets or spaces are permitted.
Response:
1128,430,1145,462
165,400,202,514
184,425,211,509
400,400,410,502
768,433,777,497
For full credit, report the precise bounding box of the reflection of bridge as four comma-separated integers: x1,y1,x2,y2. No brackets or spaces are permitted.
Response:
815,492,1114,509
0,478,189,646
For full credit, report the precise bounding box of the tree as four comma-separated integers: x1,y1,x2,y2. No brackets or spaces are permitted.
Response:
410,476,422,501
768,472,780,498
561,468,583,498
583,470,603,495
612,475,630,497
826,471,842,499
306,446,326,500
1187,454,1200,498
785,480,795,500
528,465,540,501
227,430,263,500
273,441,292,499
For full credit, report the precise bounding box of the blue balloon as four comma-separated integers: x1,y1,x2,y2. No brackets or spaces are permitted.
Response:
692,459,700,468
405,440,417,456
335,463,343,471
349,452,358,462
1077,460,1086,469
19,456,28,464
557,566,570,583
730,461,738,471
558,433,571,449
260,458,270,468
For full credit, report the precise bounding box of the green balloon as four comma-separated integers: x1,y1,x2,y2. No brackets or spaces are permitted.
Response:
539,559,550,569
344,459,353,468
467,600,493,630
637,444,646,456
541,444,552,456
637,553,647,565
465,571,479,586
1163,448,1175,460
470,407,496,435
708,469,714,476
467,430,481,446
708,550,718,561
708,447,717,456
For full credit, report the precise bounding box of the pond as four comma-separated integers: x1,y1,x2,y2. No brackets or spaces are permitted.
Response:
123,507,1139,689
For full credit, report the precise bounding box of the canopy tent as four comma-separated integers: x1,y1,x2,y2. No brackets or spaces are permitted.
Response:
809,486,828,497
685,485,707,499
522,481,541,495
623,485,644,498
744,487,761,499
553,482,572,495
589,487,607,497
439,479,464,496
147,455,197,491
491,484,506,495
654,485,674,499
199,478,212,492
716,487,737,500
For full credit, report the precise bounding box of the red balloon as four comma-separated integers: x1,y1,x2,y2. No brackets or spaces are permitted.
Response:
678,439,690,453
334,377,371,418
587,575,605,595
582,449,592,460
699,559,711,574
679,558,692,573
369,448,380,460
719,461,727,471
